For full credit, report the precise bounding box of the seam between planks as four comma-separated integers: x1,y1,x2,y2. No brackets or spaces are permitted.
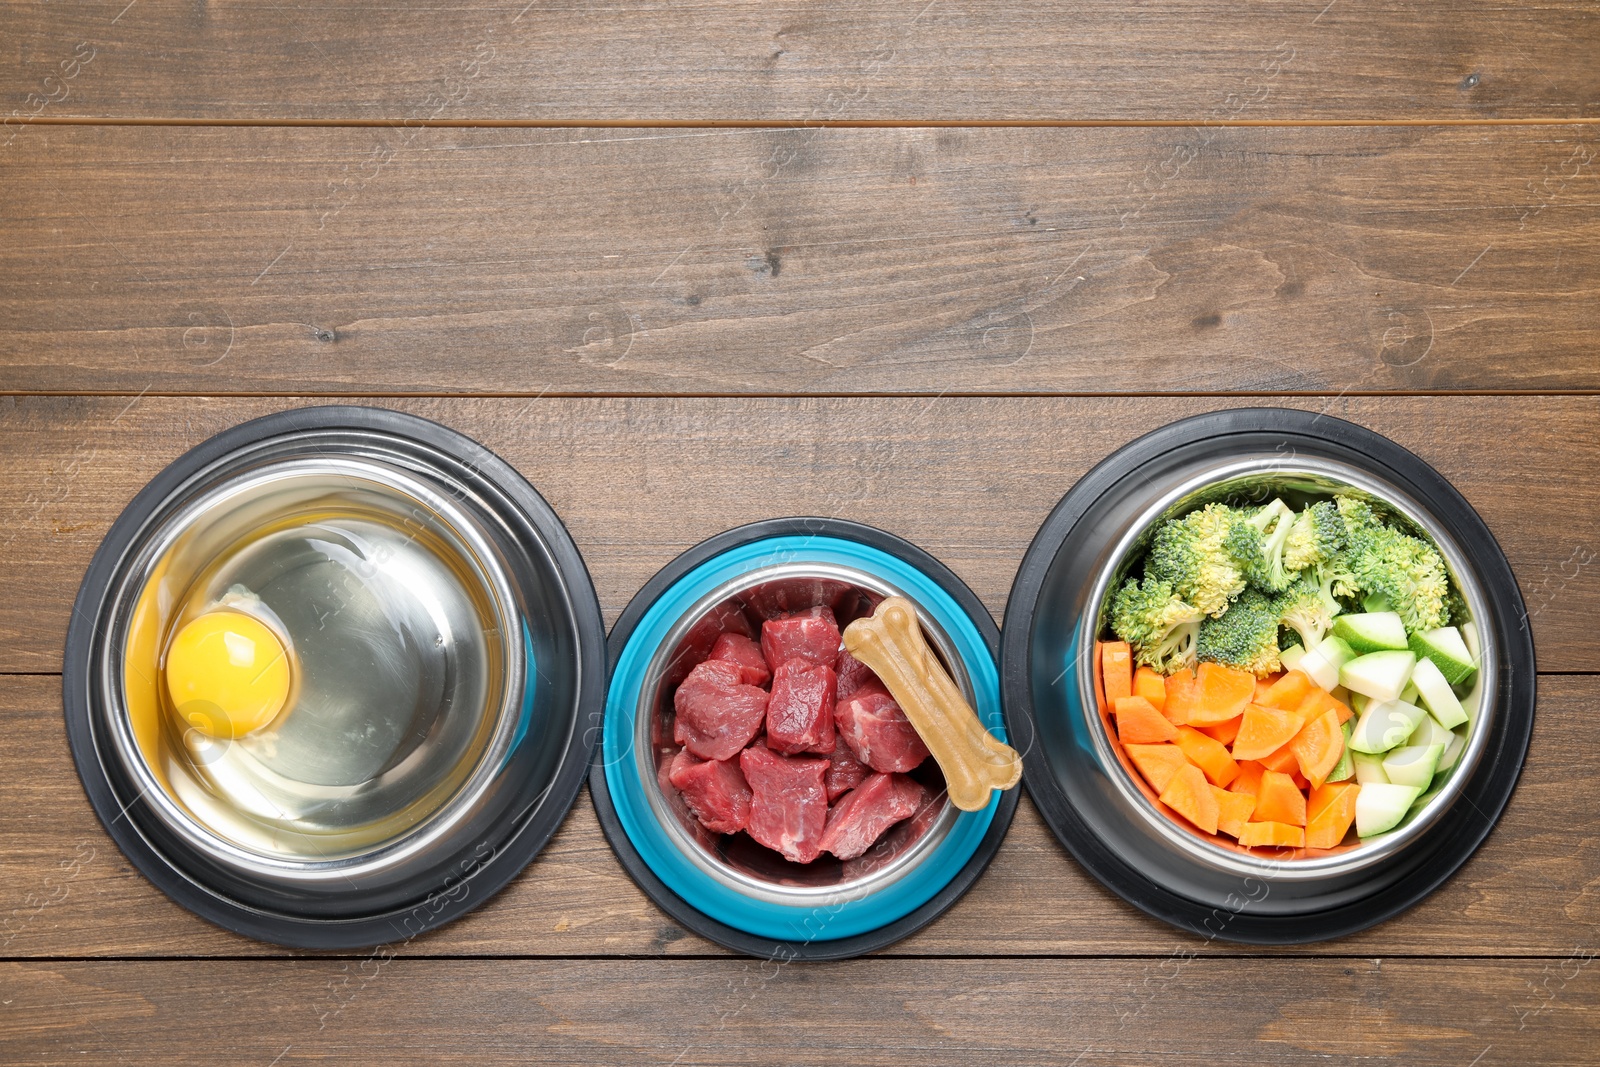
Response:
5,392,1600,401
9,117,1600,130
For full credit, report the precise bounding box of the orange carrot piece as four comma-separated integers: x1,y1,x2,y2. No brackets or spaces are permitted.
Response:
1237,821,1305,848
1173,726,1240,788
1199,714,1243,747
1114,695,1180,744
1102,642,1133,705
1289,708,1345,789
1158,764,1220,835
1212,785,1257,839
1252,770,1308,826
1306,782,1361,849
1230,703,1308,761
1261,669,1316,712
1257,742,1301,775
1295,685,1353,727
1229,760,1265,797
1191,663,1257,725
1253,672,1284,704
1133,666,1167,713
1162,666,1201,725
1125,743,1190,795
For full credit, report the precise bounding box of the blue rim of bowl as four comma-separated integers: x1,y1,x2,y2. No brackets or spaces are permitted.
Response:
590,517,1017,960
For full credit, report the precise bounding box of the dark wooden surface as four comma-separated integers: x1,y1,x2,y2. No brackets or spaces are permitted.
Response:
3,2,1597,1063
3,126,1598,395
2,0,1597,122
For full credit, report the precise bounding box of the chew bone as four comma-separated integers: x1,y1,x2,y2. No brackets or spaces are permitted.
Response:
842,596,1021,811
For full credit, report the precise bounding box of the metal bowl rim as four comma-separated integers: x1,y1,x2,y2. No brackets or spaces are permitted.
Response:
635,559,964,906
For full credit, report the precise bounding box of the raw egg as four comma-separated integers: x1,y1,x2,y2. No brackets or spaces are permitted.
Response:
165,610,292,739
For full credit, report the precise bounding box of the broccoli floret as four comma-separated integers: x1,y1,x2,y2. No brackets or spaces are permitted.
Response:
1312,552,1360,611
1109,575,1205,674
1333,494,1384,535
1283,500,1347,572
1196,588,1283,677
1444,582,1469,627
1146,503,1251,617
1236,498,1299,594
1334,495,1450,633
1276,576,1335,651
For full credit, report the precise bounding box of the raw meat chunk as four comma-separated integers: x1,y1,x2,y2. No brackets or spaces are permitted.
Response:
766,658,837,756
674,659,768,761
834,679,931,773
668,749,752,835
819,773,928,860
760,607,841,671
834,648,875,700
744,578,854,621
661,600,754,692
738,745,829,864
824,744,869,802
708,632,771,687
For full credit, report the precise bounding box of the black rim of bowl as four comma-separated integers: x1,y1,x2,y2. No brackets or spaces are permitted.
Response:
590,517,1019,961
63,405,607,949
1000,407,1536,944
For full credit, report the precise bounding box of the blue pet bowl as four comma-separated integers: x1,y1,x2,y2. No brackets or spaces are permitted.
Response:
590,518,1017,959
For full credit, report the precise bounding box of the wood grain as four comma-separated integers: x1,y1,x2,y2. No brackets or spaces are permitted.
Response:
3,126,1598,395
2,0,1597,123
3,651,1593,959
2,395,1595,675
4,957,1595,1065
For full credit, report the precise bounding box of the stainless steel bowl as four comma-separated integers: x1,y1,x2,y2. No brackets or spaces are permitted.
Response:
593,516,1018,960
636,562,960,907
1080,456,1493,879
66,407,606,947
1001,409,1535,943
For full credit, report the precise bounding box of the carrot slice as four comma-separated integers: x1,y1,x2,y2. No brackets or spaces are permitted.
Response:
1289,708,1345,789
1102,642,1133,704
1173,726,1240,788
1257,742,1300,775
1229,760,1265,797
1212,785,1257,839
1230,703,1308,761
1306,782,1361,848
1261,669,1316,712
1133,666,1167,713
1199,714,1243,747
1162,666,1201,725
1251,770,1308,826
1253,672,1284,703
1296,685,1353,726
1191,663,1256,725
1237,820,1305,848
1114,695,1179,744
1158,764,1220,835
1125,743,1190,794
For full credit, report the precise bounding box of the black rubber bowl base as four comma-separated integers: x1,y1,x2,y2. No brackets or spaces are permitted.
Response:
1000,409,1535,945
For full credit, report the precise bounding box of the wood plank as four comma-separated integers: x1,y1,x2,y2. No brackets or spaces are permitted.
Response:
2,671,1593,960
2,1,1596,123
2,395,1596,675
4,958,1595,1064
3,125,1598,395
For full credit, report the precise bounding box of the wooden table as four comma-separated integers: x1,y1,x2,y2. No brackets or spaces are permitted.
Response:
3,2,1597,1062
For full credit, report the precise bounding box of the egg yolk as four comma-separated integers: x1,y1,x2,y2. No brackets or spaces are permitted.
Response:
165,611,291,739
